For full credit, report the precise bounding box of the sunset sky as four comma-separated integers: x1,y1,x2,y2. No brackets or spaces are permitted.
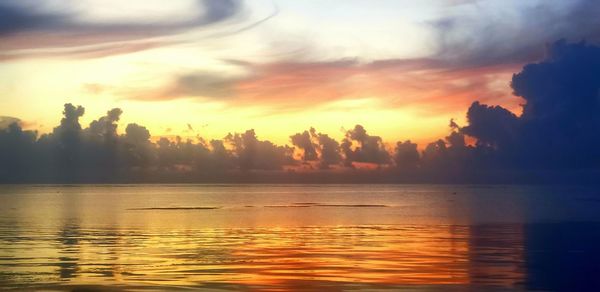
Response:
0,0,596,146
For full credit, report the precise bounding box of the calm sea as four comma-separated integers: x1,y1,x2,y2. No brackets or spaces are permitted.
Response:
1,184,599,291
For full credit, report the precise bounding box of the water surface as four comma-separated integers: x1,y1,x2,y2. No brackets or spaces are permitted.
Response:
1,184,599,290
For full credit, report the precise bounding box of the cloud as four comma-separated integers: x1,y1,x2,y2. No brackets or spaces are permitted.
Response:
123,123,154,167
82,83,108,95
511,40,600,168
432,0,600,67
289,127,343,169
461,101,519,149
0,40,173,61
146,72,246,100
225,129,294,170
0,0,242,36
313,130,343,169
125,123,150,143
0,1,65,35
0,117,38,180
0,116,22,129
129,58,519,116
459,40,600,169
0,0,244,59
86,108,123,143
290,129,318,161
116,0,600,111
393,140,420,170
2,41,600,182
52,103,85,148
123,0,600,107
513,40,600,122
341,125,390,167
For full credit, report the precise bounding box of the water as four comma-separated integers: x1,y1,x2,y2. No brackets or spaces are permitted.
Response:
0,184,599,290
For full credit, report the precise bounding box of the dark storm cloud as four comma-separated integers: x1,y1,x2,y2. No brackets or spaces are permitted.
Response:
454,40,600,170
510,40,600,168
433,0,600,67
460,101,519,149
513,40,600,122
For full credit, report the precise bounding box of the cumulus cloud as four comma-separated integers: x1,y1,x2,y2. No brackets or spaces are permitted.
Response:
461,101,519,149
341,125,390,167
313,130,343,169
0,103,295,181
225,129,294,170
86,108,122,142
290,129,318,161
512,40,600,168
52,104,85,164
123,123,154,167
0,119,38,180
290,127,343,169
459,40,600,169
393,140,419,170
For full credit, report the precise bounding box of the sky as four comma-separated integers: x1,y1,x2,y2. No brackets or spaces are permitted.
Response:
3,0,594,146
1,0,600,184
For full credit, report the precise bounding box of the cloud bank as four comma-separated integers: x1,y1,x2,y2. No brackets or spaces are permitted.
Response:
1,41,600,183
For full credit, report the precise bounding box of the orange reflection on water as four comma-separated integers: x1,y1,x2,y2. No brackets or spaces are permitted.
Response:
224,225,525,289
0,223,526,290
0,184,532,290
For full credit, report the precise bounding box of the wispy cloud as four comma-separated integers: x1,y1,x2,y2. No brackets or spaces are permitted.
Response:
0,0,245,59
122,57,521,117
431,0,600,67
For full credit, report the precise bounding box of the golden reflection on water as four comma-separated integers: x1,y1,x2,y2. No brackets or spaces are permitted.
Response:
0,223,525,290
0,185,540,290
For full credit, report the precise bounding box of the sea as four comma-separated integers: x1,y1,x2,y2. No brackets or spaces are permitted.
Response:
1,184,599,291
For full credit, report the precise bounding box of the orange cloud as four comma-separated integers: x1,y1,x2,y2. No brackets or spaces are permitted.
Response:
128,58,524,117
